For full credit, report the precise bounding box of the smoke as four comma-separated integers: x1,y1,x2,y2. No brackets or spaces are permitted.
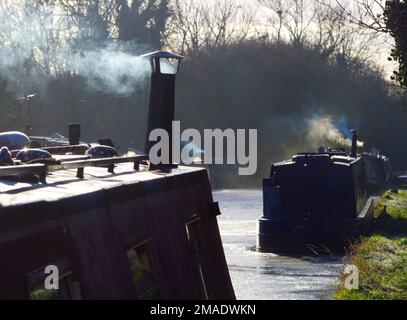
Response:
0,41,151,97
0,3,151,97
306,115,364,150
67,44,151,96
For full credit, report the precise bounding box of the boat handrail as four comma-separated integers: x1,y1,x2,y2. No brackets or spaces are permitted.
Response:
0,155,150,183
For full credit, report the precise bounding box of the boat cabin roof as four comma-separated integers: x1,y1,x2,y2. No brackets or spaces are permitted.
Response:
0,164,204,208
274,153,358,167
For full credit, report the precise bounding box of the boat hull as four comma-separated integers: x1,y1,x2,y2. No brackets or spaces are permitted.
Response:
257,197,375,254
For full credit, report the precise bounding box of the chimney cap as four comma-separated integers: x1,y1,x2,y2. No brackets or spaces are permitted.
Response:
140,50,184,59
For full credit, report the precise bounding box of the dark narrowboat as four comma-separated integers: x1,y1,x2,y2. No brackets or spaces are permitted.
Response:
257,131,375,253
361,151,396,195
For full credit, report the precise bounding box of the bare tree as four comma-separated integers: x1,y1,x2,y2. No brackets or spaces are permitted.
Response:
116,0,171,49
56,0,117,42
318,1,404,83
260,0,320,46
166,0,256,55
259,0,380,64
0,0,69,77
318,0,388,33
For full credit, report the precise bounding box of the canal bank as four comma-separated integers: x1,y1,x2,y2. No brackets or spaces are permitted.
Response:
335,190,407,300
214,190,342,300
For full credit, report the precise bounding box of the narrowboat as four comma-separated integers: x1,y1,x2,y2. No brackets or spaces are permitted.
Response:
257,131,375,253
361,151,396,195
0,51,235,300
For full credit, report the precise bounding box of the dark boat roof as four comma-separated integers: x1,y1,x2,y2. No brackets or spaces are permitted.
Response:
0,164,205,208
274,153,358,167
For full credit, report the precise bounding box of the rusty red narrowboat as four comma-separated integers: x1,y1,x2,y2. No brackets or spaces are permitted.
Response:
0,51,235,300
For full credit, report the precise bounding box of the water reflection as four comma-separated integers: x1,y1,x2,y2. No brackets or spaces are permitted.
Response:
214,189,342,300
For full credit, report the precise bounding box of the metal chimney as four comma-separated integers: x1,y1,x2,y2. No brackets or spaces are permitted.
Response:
350,129,358,158
69,123,81,145
141,51,183,169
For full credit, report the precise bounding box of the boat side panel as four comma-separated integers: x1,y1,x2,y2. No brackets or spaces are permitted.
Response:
0,228,77,299
0,169,235,300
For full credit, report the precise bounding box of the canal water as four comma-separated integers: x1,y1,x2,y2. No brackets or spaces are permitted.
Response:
213,189,343,300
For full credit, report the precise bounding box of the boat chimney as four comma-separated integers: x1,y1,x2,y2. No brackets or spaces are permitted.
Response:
141,51,183,169
69,123,81,145
350,129,358,158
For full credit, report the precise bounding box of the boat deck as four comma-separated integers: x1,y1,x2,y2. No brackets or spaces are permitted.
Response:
0,164,205,207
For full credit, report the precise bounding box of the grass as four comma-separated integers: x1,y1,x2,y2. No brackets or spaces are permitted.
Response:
334,190,407,300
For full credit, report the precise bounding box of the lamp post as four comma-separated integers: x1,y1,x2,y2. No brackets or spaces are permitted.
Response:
141,51,184,169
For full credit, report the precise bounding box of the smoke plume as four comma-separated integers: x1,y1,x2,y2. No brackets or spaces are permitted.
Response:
0,3,151,97
67,44,151,96
306,115,364,150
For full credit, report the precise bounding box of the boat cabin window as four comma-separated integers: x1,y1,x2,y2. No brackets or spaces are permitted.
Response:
126,241,161,300
185,219,205,259
26,258,81,300
185,218,214,300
